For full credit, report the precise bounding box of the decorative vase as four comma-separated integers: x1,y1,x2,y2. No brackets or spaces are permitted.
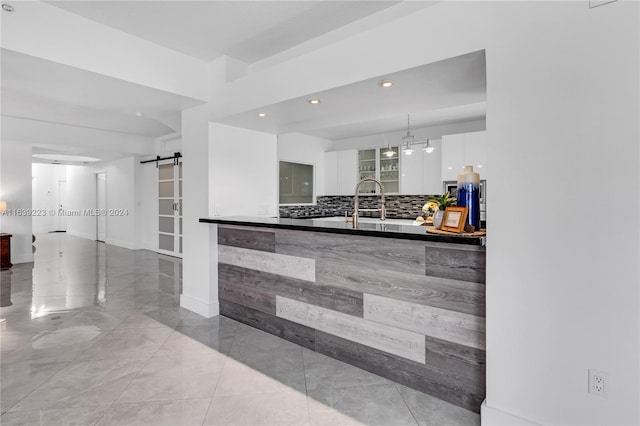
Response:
457,165,481,229
433,210,445,229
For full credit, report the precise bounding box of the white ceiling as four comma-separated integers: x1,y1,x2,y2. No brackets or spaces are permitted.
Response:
2,2,485,164
1,49,202,138
47,1,400,63
219,50,486,141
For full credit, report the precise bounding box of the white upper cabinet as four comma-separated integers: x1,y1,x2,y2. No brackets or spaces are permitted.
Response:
399,139,442,195
323,151,338,195
336,149,358,195
400,149,422,194
441,131,486,182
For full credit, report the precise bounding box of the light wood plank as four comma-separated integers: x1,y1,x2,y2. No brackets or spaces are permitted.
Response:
276,296,425,364
218,245,315,282
363,293,485,350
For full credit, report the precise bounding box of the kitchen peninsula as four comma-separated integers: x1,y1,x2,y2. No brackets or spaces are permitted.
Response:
200,216,486,412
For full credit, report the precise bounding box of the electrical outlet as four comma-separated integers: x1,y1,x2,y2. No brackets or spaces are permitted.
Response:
589,369,608,398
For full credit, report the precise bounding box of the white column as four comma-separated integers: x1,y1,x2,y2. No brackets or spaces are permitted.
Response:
180,105,219,318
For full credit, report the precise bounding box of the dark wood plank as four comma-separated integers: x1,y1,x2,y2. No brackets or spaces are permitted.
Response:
219,279,276,315
425,246,486,284
218,226,275,252
425,335,485,384
275,229,428,276
220,300,315,350
219,263,363,317
315,330,485,413
315,261,485,317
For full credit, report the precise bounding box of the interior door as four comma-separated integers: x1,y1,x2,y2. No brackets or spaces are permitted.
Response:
158,161,182,257
96,172,106,242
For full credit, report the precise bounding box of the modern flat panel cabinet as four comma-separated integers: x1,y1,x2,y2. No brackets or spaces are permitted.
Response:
336,149,358,196
323,151,338,195
441,131,487,182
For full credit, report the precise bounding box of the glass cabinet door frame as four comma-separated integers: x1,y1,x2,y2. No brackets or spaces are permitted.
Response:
357,147,401,194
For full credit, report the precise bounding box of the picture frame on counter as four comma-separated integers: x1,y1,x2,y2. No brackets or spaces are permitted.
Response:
441,206,469,233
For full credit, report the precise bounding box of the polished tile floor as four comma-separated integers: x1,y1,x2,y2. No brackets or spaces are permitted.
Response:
0,233,480,426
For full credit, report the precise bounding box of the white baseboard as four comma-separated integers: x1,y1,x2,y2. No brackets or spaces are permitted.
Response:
481,401,539,426
66,230,95,241
11,253,34,264
180,294,219,318
105,238,135,250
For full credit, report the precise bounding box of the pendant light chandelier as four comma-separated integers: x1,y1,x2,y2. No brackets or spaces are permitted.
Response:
383,144,395,157
400,114,435,155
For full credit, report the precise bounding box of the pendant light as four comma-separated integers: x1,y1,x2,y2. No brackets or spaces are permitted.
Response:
402,115,414,155
423,139,435,154
383,144,395,157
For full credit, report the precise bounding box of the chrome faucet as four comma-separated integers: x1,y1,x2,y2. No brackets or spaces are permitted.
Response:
352,177,386,228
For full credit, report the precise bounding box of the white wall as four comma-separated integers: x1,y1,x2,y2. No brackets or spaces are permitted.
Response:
133,159,157,251
195,2,639,424
102,157,136,249
277,133,332,198
65,165,97,240
209,123,278,217
31,163,67,233
0,141,33,263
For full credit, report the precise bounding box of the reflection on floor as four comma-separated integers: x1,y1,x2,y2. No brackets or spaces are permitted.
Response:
0,233,480,426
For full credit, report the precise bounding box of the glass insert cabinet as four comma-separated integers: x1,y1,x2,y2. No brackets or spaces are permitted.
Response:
358,147,399,194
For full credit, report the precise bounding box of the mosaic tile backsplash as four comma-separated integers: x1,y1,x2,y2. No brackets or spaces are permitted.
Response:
279,195,440,219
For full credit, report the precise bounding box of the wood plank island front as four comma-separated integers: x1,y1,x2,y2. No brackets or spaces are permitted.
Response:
200,216,486,412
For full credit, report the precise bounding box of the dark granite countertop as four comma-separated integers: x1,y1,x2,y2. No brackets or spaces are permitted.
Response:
200,216,486,246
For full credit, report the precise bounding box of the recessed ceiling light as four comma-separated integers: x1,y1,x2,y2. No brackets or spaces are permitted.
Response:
478,164,483,168
258,112,267,117
379,79,393,88
308,99,321,105
135,112,144,117
2,3,14,13
447,166,453,170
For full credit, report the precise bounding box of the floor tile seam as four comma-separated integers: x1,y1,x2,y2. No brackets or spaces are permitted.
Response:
208,348,232,400
107,396,215,407
305,379,401,395
200,322,236,426
394,383,421,426
105,325,181,399
2,359,71,414
103,352,157,411
301,347,314,426
226,345,306,360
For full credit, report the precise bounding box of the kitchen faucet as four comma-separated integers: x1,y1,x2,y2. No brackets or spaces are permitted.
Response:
351,177,386,228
